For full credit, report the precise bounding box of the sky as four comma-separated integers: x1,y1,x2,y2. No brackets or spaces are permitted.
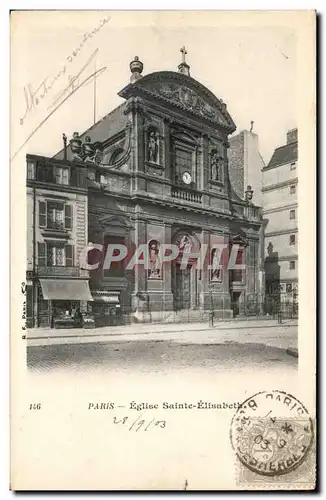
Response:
11,11,298,165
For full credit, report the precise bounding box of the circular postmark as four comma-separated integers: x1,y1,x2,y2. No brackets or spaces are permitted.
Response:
230,390,314,477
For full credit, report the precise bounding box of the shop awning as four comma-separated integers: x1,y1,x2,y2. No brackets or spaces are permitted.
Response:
92,291,120,304
40,279,93,301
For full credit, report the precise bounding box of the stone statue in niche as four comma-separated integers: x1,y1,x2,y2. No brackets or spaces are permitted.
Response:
148,131,158,163
148,240,161,279
211,248,222,281
178,235,192,253
210,151,224,182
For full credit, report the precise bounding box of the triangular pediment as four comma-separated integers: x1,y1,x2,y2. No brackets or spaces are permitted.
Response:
231,232,248,246
119,71,236,132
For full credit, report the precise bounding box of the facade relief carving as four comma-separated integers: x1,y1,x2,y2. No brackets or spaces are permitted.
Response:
178,235,192,253
69,132,104,165
100,121,132,170
147,83,229,127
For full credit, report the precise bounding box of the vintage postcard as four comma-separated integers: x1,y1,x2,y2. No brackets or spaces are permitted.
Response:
10,10,316,490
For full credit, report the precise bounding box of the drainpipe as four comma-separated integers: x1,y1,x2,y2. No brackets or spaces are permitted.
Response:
32,181,36,327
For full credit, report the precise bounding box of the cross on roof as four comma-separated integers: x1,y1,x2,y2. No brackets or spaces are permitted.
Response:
180,46,187,64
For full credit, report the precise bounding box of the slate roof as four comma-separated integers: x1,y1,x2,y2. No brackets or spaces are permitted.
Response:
265,140,298,169
54,102,127,160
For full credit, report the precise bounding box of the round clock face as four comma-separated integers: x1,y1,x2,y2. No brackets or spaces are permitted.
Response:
182,171,192,185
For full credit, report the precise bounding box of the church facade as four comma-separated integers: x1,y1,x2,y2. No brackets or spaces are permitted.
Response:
28,51,263,327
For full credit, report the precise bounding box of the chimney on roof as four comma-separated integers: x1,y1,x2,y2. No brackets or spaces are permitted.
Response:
286,128,298,144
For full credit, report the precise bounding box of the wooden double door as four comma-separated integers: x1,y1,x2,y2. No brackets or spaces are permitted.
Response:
174,264,191,310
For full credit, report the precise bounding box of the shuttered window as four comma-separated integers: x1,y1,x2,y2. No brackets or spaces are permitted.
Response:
64,205,73,229
65,245,73,267
38,242,47,266
39,201,47,227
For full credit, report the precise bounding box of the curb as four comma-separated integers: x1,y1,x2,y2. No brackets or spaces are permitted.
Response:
27,322,298,342
286,347,298,358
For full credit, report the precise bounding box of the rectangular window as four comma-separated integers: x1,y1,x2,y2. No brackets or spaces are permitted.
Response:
290,261,296,270
290,234,296,245
286,284,292,293
290,209,296,219
290,185,296,194
37,242,46,266
39,201,47,227
46,242,65,266
55,167,69,185
230,247,244,282
174,145,193,182
64,205,73,229
290,162,296,170
27,161,35,179
47,201,64,230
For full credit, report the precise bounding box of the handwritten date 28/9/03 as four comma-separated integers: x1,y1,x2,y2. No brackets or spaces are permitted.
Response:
113,415,166,432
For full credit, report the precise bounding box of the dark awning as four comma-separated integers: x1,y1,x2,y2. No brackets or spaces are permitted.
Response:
40,279,93,301
92,291,120,304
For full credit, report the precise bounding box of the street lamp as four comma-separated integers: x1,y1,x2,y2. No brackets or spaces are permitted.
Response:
276,284,283,324
209,282,214,327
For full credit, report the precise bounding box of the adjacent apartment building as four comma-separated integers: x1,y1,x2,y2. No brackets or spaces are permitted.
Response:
262,128,298,298
26,155,91,327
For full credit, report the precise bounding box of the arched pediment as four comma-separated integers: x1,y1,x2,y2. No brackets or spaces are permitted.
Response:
119,71,236,132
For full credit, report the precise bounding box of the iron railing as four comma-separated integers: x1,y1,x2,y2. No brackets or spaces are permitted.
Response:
37,266,89,277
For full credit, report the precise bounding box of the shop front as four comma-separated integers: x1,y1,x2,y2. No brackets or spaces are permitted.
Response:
88,291,122,327
38,278,93,328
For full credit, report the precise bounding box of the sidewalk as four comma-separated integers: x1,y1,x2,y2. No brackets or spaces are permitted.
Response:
27,318,298,354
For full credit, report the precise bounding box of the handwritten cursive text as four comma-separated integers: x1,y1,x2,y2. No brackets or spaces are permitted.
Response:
113,415,167,432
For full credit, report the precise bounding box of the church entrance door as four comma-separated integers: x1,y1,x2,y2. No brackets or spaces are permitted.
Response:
175,264,191,310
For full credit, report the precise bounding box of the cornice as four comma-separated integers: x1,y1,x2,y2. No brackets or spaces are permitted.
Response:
26,179,88,195
262,178,298,192
265,228,298,237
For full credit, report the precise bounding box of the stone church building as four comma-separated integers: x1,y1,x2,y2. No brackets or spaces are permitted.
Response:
29,50,263,326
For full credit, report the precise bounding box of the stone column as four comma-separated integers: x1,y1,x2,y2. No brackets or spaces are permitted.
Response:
127,99,146,192
130,218,149,321
201,134,210,206
33,280,38,327
133,218,147,294
199,229,210,309
163,119,172,183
